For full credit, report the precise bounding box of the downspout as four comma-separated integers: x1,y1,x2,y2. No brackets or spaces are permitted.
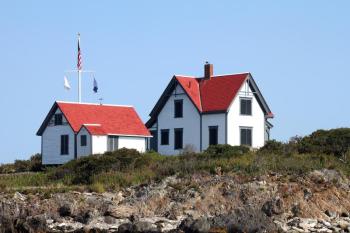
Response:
200,114,202,152
225,112,228,144
74,134,77,159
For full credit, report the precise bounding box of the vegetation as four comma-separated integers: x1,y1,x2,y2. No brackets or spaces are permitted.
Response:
1,128,350,193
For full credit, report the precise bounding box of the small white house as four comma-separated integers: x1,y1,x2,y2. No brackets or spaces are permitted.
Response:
37,101,151,165
146,63,274,155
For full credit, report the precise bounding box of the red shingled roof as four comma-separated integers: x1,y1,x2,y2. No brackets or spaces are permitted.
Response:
176,76,202,111
54,102,150,136
175,73,249,112
82,125,106,135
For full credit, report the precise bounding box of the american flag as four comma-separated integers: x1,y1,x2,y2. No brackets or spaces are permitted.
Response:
77,37,82,70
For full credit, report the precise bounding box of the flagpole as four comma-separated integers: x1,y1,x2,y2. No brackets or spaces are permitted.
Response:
78,70,81,103
77,33,82,103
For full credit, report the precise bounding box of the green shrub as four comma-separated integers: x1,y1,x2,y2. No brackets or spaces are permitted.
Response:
258,140,284,154
89,182,105,193
29,153,42,172
299,128,350,157
204,144,249,157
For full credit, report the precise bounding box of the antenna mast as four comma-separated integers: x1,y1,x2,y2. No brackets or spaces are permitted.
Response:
77,33,82,103
65,33,95,103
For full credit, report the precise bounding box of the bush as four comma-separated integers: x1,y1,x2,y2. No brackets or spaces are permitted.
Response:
90,182,105,193
258,140,284,154
299,128,350,157
1,154,42,174
204,144,249,157
51,148,143,185
29,154,42,172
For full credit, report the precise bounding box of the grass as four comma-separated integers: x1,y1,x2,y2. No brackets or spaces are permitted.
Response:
1,147,350,194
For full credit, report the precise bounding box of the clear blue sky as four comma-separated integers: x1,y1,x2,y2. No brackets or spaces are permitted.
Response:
0,1,349,163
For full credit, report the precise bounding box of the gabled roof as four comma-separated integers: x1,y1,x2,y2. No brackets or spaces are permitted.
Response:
146,73,273,128
37,101,151,137
80,124,106,135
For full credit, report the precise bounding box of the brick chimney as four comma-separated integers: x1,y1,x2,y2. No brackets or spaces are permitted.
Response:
204,61,213,79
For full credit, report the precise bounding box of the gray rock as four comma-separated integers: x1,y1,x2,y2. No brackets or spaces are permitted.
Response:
190,217,210,233
26,214,47,231
325,210,337,219
118,223,133,233
133,221,158,233
261,197,283,217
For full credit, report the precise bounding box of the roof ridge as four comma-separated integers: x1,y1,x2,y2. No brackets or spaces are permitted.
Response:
174,75,196,78
56,101,133,108
210,72,250,78
83,123,102,126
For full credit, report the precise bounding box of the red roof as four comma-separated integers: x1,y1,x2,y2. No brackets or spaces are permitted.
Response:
175,73,249,112
55,102,150,136
82,125,106,135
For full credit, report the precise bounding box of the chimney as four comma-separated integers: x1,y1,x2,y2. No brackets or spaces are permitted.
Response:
204,61,213,79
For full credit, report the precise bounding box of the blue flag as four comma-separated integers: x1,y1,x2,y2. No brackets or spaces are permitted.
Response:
93,78,98,93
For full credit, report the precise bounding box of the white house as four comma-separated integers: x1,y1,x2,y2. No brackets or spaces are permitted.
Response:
146,63,274,155
37,101,151,165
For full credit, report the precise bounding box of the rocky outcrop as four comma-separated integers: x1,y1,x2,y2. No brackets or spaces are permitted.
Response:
1,169,350,232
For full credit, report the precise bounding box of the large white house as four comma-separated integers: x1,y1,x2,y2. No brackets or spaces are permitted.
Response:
146,63,274,155
37,101,151,165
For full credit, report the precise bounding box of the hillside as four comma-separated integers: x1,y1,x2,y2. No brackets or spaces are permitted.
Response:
0,128,350,232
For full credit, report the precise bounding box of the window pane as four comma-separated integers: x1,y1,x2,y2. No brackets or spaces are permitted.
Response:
247,100,252,115
240,129,246,145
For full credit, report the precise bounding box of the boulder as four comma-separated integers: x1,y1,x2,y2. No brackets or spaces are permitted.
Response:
179,217,210,233
190,218,210,233
325,210,337,219
118,223,133,233
132,221,158,233
261,197,283,217
26,215,47,231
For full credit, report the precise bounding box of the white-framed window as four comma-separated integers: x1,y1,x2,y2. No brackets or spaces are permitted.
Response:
240,98,252,115
240,127,252,146
107,136,118,151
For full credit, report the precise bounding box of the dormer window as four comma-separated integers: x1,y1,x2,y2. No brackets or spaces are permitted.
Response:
54,114,63,125
240,98,252,115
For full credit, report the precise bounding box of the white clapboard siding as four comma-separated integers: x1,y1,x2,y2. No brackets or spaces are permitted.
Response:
42,109,75,165
118,136,146,152
77,127,92,157
157,84,201,155
227,78,265,148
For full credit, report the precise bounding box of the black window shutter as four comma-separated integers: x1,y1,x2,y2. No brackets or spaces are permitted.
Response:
174,128,183,149
174,100,183,118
